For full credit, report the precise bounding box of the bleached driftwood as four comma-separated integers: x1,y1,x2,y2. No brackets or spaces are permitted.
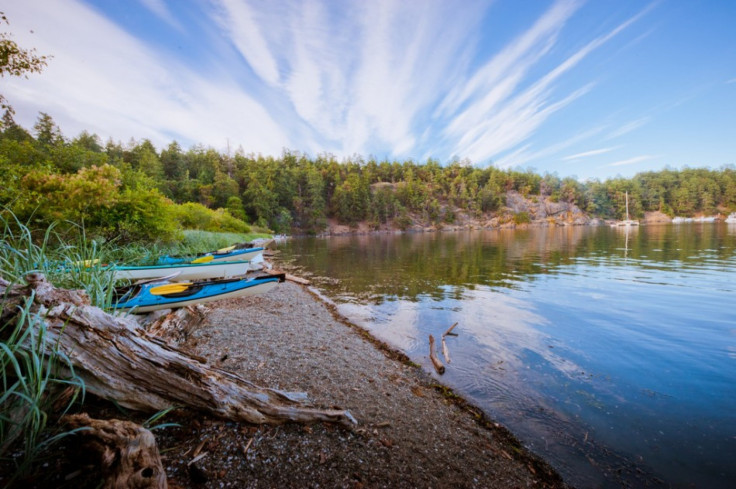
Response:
141,305,206,345
0,274,355,426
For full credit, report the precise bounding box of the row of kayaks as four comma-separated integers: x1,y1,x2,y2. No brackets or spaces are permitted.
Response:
102,242,282,313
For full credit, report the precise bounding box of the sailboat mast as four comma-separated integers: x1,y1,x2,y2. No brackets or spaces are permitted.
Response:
625,192,630,221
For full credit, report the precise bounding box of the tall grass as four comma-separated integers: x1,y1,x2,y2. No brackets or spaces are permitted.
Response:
167,229,272,257
0,211,105,479
0,294,85,479
0,212,119,308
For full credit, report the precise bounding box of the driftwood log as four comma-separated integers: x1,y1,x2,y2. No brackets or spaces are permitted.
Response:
64,414,167,489
428,334,445,374
138,305,207,346
0,273,356,426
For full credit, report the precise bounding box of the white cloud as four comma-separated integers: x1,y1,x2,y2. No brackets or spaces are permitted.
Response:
563,146,618,161
442,0,646,165
495,124,605,169
210,0,488,158
606,117,651,140
2,0,660,171
212,0,281,86
3,0,290,152
137,0,183,31
607,155,656,167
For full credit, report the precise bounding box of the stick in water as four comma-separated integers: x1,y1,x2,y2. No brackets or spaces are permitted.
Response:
428,335,445,374
441,336,451,364
443,322,458,337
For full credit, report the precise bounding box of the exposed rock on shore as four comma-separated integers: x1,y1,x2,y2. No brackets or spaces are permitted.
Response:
322,190,597,236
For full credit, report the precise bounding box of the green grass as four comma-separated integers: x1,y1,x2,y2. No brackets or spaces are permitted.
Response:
100,229,274,266
0,212,120,309
178,229,272,252
0,294,85,480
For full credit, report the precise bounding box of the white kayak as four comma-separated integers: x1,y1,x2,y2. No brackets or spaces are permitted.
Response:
112,260,251,282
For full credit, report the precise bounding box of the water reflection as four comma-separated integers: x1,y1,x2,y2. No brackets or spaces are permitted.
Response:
277,224,736,488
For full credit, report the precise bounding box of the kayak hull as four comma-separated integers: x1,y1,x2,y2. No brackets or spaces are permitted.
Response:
157,247,265,265
113,275,282,313
112,260,251,282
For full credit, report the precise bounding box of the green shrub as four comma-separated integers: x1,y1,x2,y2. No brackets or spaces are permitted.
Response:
513,211,531,224
173,202,251,234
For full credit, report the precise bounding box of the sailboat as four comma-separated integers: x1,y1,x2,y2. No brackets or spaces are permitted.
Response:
614,192,639,227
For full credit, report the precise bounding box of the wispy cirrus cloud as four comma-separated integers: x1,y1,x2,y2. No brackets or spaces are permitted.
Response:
4,0,290,152
137,0,183,31
607,155,657,167
4,0,658,173
563,147,618,161
211,0,488,157
439,0,650,165
606,117,651,140
495,123,604,169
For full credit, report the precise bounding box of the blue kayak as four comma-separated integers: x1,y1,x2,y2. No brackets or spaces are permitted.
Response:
112,274,285,313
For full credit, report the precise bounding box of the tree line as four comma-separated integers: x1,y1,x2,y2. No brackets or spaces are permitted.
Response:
1,111,735,241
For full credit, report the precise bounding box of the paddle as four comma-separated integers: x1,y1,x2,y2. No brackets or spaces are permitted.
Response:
216,245,236,253
149,282,194,295
190,254,215,264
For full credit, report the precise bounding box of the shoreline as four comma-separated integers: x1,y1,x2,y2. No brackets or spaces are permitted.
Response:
305,210,694,238
162,280,569,488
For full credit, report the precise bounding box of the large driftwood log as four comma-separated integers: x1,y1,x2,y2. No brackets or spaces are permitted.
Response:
139,305,207,346
0,273,356,426
64,414,167,489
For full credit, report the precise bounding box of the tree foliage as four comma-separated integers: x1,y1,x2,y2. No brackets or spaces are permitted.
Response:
2,111,735,241
0,12,50,113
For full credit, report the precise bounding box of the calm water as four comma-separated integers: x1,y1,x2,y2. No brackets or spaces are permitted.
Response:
275,224,736,488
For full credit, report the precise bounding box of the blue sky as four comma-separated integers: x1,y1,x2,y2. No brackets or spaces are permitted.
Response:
3,0,735,180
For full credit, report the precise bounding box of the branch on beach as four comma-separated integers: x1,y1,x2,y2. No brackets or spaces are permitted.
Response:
0,274,356,427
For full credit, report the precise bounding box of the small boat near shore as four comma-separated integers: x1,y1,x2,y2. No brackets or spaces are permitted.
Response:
112,260,251,282
611,192,639,227
112,273,285,313
671,216,693,223
693,216,717,223
726,212,736,224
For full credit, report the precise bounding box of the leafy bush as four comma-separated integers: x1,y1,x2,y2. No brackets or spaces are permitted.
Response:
513,211,531,224
173,202,251,234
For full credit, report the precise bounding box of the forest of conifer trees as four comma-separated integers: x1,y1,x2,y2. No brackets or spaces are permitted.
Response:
2,111,735,242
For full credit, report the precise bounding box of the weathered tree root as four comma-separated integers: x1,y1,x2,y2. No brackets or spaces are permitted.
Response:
0,273,356,426
64,414,167,489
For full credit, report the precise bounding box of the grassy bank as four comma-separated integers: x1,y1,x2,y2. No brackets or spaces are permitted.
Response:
0,213,272,482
